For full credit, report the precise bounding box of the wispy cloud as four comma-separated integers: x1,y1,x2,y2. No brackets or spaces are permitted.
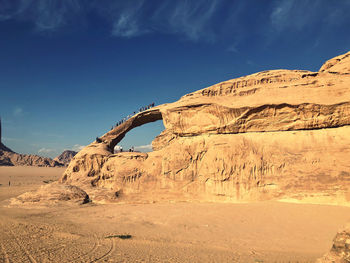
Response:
0,0,223,42
71,144,84,152
0,0,83,32
38,144,84,156
112,13,146,38
38,147,57,154
1,0,350,47
152,0,219,41
270,0,294,32
109,0,149,38
13,106,23,117
134,144,152,152
269,0,350,32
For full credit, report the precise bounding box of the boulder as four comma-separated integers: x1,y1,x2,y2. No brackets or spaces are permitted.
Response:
11,182,90,205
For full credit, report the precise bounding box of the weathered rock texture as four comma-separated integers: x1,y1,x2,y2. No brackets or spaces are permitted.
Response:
61,51,350,204
11,182,89,205
54,150,78,166
317,226,350,263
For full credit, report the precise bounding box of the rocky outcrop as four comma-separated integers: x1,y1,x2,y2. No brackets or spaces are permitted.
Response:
317,226,350,263
54,150,78,166
60,51,350,204
0,143,14,166
0,142,13,153
10,183,90,205
319,51,350,74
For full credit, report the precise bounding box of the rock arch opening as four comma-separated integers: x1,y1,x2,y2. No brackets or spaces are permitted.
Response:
100,108,163,153
114,119,165,153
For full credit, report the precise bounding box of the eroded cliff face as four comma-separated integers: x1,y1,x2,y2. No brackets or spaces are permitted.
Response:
60,51,350,204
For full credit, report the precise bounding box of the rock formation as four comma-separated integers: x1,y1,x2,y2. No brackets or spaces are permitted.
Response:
0,150,64,167
58,51,350,204
11,182,89,205
54,150,78,166
317,226,350,263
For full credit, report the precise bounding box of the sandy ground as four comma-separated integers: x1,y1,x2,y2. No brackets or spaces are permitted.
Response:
0,167,349,263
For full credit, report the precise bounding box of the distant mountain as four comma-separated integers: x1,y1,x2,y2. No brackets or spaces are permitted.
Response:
0,143,63,167
0,117,64,167
54,150,77,166
0,142,13,152
0,143,13,166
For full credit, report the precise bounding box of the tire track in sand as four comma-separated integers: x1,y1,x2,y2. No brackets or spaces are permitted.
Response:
69,234,100,262
0,223,28,263
90,237,115,263
7,227,38,263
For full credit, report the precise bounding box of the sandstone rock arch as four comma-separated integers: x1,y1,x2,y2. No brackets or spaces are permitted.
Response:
100,107,163,152
61,51,350,205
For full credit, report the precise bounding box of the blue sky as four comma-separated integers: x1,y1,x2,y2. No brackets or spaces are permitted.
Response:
1,0,350,158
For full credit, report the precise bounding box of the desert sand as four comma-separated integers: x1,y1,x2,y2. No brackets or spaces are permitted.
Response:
1,166,350,262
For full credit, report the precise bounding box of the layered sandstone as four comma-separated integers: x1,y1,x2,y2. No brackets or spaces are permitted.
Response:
58,51,350,205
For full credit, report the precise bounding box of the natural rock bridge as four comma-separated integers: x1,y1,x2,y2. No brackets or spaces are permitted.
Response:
57,51,350,207
100,107,163,152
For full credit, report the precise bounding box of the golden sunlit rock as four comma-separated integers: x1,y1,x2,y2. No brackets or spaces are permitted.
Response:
59,51,350,206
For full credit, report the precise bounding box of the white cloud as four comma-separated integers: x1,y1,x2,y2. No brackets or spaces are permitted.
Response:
71,144,85,152
38,147,56,154
134,144,152,152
